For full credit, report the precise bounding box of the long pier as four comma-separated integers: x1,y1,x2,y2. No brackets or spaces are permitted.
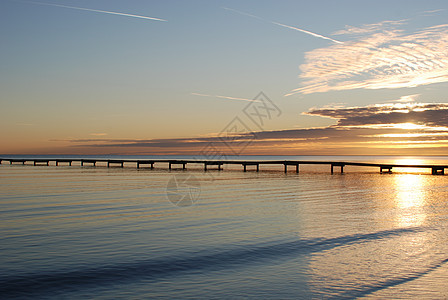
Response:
0,158,446,175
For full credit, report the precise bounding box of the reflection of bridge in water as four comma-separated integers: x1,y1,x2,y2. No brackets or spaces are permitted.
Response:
0,158,446,175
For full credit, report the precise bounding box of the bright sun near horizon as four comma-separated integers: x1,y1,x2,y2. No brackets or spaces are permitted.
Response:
1,0,448,156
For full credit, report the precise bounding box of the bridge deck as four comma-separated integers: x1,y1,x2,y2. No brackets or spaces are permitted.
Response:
1,158,446,175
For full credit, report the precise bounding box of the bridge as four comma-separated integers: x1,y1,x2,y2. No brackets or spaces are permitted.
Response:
0,158,446,175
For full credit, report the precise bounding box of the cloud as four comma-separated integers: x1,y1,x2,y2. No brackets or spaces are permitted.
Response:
60,102,448,155
333,20,407,36
288,21,448,95
392,94,420,102
20,1,166,22
420,9,445,16
305,102,448,128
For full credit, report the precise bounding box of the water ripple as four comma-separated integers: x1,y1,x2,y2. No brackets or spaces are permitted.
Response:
0,227,424,298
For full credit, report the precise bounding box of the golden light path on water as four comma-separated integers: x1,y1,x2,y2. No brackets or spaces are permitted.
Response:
304,156,448,297
394,174,427,227
365,159,448,299
392,158,428,227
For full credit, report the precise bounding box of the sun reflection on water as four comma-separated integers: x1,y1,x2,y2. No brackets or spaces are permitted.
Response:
394,174,427,227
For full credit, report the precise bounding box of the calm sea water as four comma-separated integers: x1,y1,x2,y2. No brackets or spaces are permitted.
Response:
1,155,448,299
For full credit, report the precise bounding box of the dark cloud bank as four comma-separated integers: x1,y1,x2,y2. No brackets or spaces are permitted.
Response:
64,103,448,155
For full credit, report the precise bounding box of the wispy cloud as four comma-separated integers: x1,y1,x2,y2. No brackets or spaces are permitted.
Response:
19,0,166,22
288,21,448,95
333,20,407,36
420,9,445,16
191,92,262,103
223,7,341,44
392,94,420,103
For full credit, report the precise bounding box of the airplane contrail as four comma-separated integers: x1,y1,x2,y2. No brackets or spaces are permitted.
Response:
223,7,263,20
271,21,343,44
17,0,166,22
191,92,262,103
223,7,342,44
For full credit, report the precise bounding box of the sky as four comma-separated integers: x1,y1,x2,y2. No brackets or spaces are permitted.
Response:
1,0,448,155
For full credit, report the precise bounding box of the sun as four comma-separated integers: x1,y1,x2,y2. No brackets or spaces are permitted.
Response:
393,123,422,130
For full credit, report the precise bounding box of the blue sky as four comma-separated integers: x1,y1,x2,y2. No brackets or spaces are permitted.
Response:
1,0,448,154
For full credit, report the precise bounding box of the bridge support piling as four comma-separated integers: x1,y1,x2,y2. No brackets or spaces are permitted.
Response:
432,167,445,175
380,166,392,173
331,164,344,174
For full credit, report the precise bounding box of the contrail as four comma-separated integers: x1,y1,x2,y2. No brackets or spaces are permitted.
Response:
191,92,262,103
17,0,166,22
222,7,263,20
223,7,341,44
271,21,342,44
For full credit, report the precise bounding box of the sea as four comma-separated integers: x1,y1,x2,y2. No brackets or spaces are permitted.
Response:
1,155,448,299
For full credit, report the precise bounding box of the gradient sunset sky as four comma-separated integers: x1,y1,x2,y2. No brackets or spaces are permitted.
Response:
1,0,448,155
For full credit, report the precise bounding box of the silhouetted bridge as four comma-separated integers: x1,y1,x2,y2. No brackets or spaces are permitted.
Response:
0,158,446,175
